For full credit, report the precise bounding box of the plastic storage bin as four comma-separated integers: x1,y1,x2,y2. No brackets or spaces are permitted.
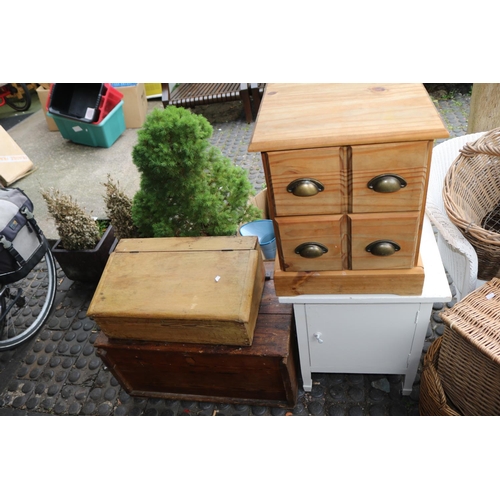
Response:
47,84,104,123
47,100,125,148
47,84,123,124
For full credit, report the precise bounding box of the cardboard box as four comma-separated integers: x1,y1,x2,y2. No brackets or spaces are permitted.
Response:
36,86,59,132
117,83,148,128
88,236,266,346
0,125,34,186
250,188,269,218
144,83,162,99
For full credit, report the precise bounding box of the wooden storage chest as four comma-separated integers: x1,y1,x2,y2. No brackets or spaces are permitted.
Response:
87,236,265,346
94,273,298,408
248,83,450,295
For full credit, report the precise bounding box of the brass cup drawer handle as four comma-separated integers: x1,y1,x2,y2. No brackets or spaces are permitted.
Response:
287,178,325,197
367,174,407,193
295,242,329,258
365,240,401,256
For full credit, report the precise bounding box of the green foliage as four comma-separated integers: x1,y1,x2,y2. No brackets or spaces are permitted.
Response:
96,219,110,236
41,189,100,251
131,106,261,238
103,175,140,240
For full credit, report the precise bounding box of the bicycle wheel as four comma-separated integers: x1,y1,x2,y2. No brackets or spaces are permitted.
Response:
5,83,32,112
0,248,57,351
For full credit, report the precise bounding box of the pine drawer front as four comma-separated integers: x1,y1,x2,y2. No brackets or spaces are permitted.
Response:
349,212,420,269
351,141,430,213
275,214,345,272
266,147,343,216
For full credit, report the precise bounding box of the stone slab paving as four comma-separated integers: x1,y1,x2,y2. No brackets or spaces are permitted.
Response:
0,85,472,416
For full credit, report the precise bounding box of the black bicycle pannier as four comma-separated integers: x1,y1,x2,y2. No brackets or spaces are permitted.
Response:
0,187,47,285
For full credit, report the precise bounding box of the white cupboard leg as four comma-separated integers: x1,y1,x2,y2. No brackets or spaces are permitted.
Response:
293,304,313,392
403,304,433,396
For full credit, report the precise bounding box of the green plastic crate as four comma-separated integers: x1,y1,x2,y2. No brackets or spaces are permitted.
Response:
48,100,125,148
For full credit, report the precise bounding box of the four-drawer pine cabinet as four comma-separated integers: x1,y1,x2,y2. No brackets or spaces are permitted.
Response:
248,83,450,295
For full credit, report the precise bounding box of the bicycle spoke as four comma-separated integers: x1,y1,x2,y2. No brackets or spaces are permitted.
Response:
0,251,57,350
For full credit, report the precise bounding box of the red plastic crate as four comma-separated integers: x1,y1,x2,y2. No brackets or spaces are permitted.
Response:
93,84,123,124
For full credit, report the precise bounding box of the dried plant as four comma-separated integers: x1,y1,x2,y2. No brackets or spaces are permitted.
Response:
41,188,100,251
102,175,139,240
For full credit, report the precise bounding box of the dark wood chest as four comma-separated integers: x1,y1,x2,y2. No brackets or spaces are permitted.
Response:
94,270,298,408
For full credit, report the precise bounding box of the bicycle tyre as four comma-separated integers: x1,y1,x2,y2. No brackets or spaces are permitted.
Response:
5,83,32,112
0,247,57,351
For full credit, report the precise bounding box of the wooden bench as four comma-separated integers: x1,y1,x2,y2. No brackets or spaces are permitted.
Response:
250,83,266,117
161,83,254,123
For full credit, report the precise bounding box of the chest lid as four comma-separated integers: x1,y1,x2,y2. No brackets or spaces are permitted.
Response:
87,236,262,323
248,83,449,152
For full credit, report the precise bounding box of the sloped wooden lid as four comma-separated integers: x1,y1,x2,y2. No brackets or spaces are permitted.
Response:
88,236,260,322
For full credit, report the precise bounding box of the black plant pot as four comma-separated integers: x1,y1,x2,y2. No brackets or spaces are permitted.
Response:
51,225,116,283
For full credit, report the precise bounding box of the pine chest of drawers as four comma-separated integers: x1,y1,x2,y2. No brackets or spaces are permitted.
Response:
248,83,449,295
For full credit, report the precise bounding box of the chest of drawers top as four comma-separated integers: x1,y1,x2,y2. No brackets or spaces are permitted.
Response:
248,83,449,152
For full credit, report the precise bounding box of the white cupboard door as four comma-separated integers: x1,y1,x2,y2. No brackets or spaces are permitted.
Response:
306,303,419,374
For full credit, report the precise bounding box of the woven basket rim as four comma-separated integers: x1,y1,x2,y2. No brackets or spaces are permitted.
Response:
443,127,500,241
443,128,500,279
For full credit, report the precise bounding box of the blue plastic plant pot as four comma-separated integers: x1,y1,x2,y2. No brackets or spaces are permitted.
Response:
239,219,276,260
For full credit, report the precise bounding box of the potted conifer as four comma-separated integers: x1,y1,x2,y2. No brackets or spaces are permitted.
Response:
131,106,261,237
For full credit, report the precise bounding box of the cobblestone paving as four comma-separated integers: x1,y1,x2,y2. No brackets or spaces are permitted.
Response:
0,85,472,416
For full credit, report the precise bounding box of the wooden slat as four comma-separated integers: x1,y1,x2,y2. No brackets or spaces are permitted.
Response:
273,253,425,296
170,83,242,106
114,235,258,253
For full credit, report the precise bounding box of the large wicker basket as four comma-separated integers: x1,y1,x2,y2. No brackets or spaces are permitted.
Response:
419,337,462,416
443,128,500,280
439,278,500,416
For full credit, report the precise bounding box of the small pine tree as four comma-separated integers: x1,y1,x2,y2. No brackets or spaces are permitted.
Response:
103,175,140,240
131,106,261,238
41,189,100,251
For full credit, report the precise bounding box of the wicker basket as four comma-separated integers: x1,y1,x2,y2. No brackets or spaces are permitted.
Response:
419,337,462,416
439,278,500,415
443,128,500,280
